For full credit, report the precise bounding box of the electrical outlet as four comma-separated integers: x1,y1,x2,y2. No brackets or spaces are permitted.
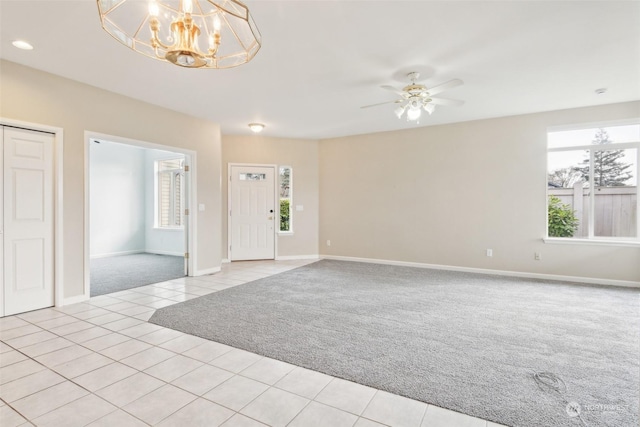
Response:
326,240,331,247
486,249,493,257
535,252,541,261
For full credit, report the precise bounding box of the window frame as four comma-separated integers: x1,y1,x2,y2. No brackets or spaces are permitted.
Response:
155,158,185,230
278,165,293,235
545,120,640,246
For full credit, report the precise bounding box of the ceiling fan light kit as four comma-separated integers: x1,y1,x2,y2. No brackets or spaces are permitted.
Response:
362,72,464,123
97,0,261,69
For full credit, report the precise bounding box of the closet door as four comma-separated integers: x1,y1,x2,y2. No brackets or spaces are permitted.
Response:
3,127,54,316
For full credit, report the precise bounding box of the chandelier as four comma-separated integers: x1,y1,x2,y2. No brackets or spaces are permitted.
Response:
97,0,261,69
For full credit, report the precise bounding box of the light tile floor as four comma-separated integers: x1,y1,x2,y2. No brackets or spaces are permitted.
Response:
0,260,506,427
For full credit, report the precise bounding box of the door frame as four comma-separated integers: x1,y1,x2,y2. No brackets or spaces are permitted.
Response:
84,131,197,301
227,163,278,261
0,117,64,317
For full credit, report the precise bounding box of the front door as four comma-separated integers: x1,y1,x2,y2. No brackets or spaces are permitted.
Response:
229,165,276,261
3,127,54,316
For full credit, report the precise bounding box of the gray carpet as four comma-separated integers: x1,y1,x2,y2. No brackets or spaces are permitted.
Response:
91,253,185,297
149,260,639,427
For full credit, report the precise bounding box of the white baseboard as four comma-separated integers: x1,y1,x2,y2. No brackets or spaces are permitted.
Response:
61,294,89,306
276,254,320,261
321,255,640,288
146,250,184,257
223,255,319,262
194,266,221,276
90,250,144,259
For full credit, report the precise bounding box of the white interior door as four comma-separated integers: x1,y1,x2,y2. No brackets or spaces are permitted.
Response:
3,127,54,316
230,165,275,261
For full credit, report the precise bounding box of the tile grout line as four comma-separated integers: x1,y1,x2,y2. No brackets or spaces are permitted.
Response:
1,260,378,427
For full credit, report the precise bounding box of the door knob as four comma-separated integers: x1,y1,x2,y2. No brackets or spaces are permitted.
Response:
268,216,273,220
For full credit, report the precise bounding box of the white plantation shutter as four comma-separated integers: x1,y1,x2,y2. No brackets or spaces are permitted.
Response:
174,172,182,226
157,158,184,228
159,172,172,227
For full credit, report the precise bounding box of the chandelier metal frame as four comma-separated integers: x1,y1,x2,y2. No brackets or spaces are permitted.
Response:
97,0,261,69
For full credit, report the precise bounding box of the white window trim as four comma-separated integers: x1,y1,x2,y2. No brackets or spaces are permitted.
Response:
546,121,640,244
547,118,640,133
543,237,640,248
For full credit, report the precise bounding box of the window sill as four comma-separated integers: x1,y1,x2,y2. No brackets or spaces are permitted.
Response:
543,237,640,248
278,231,294,236
153,227,184,232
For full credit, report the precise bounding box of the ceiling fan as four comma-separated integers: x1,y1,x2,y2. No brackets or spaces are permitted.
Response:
362,72,464,122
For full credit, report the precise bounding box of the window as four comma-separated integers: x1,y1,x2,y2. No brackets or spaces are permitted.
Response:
239,173,267,181
279,166,292,232
547,123,639,242
156,158,184,228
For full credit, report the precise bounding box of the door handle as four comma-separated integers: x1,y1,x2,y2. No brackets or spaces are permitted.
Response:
268,216,273,220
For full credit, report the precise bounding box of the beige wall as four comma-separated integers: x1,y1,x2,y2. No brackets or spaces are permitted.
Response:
222,135,319,259
0,60,223,299
2,59,636,292
319,101,640,283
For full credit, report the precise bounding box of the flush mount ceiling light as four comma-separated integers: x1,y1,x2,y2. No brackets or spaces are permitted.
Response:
12,40,34,50
97,0,261,69
248,123,265,133
362,72,464,123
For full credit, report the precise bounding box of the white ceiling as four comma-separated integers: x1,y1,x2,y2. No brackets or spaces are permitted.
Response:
1,1,639,139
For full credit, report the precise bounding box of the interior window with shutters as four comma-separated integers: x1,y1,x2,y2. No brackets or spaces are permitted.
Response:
156,158,184,228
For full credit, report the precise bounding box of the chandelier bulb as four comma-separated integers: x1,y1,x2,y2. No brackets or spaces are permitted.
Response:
182,0,193,14
149,0,159,17
213,15,222,33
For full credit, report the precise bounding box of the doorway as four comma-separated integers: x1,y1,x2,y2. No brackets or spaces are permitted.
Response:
228,164,277,261
85,133,195,297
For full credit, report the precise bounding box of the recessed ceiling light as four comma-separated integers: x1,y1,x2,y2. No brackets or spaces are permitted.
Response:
595,88,607,95
248,123,265,133
12,40,34,50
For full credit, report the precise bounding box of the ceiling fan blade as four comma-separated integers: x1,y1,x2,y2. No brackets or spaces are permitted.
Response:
427,79,464,96
381,85,406,96
428,97,465,107
360,99,402,109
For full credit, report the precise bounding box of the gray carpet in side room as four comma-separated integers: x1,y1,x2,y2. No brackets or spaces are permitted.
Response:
90,253,185,297
149,260,639,427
